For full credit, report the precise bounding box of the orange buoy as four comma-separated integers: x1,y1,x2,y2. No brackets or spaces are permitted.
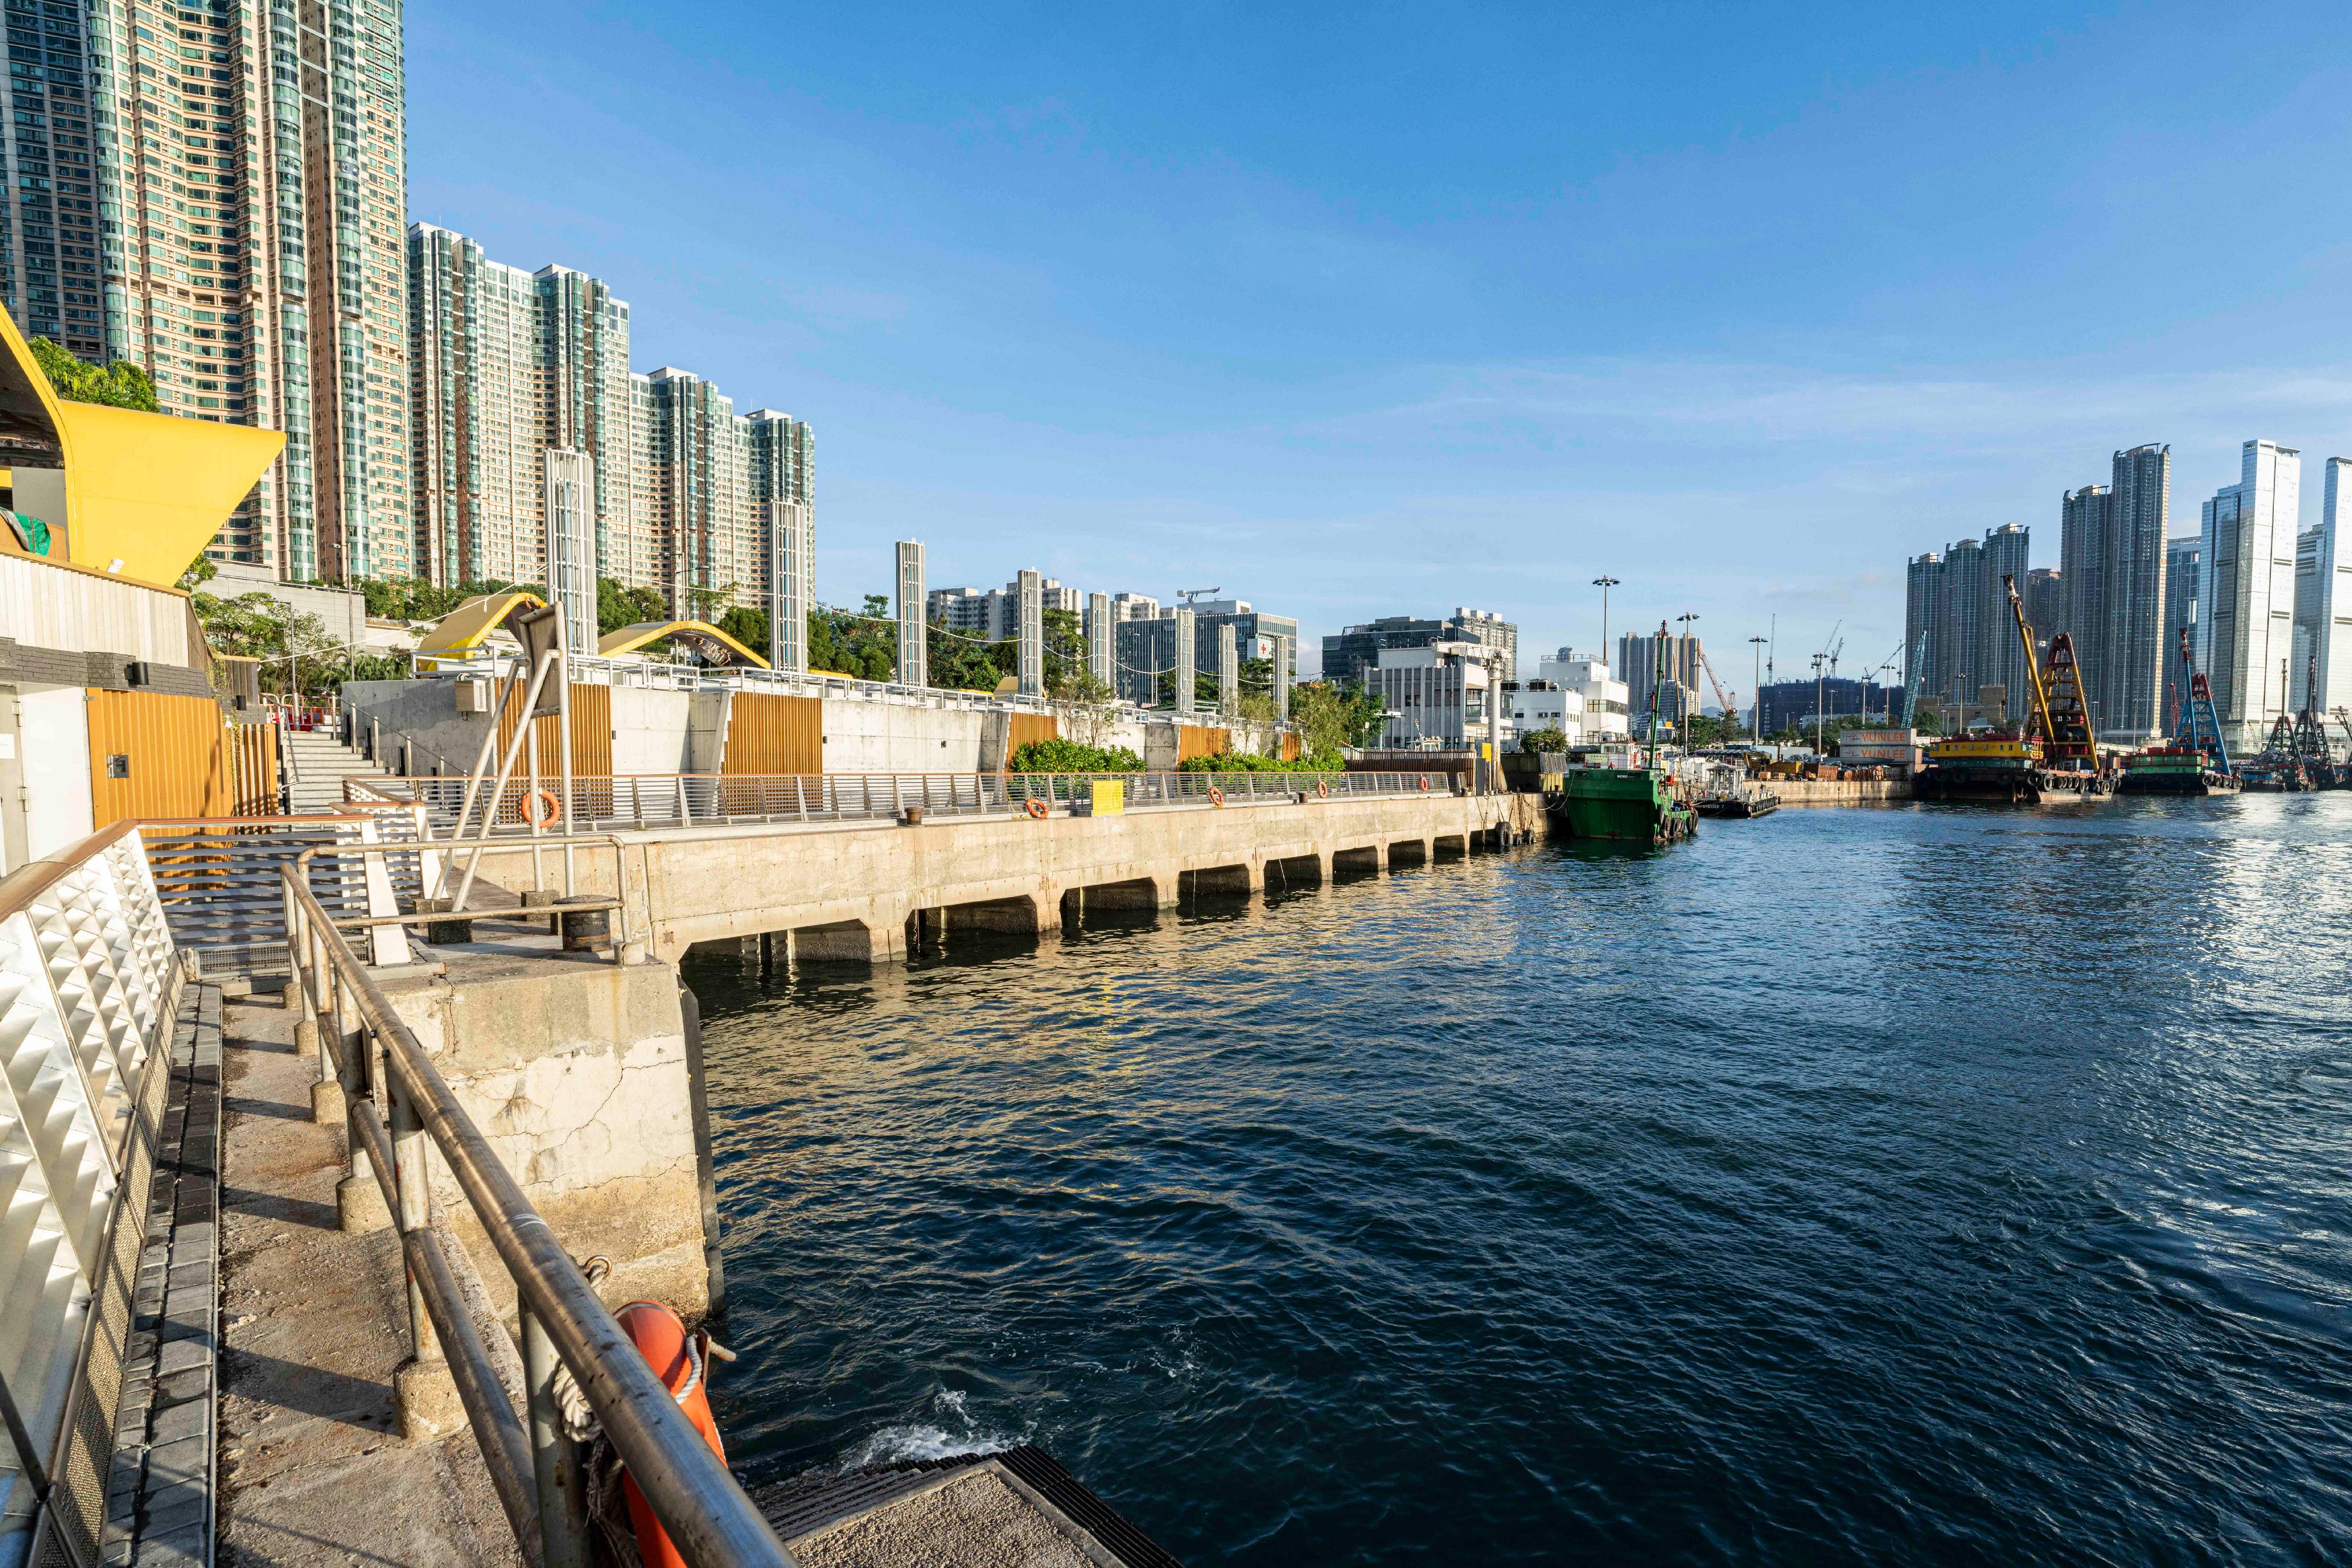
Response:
1025,797,1049,819
614,1302,725,1568
1209,785,1225,807
1315,780,1330,798
524,787,564,827
1417,775,1430,792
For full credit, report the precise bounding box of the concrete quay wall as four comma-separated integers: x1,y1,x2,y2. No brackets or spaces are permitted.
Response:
380,952,717,1321
476,790,1545,964
1768,778,1911,806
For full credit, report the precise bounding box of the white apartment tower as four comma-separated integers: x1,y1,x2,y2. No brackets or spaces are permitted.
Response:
2199,439,2301,752
2293,457,2352,721
95,0,412,578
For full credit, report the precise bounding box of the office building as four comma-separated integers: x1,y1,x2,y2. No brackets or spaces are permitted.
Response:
1367,641,1501,748
2199,439,2300,752
1502,681,1583,750
2293,458,2352,720
1538,650,1629,740
1323,609,1519,687
1758,677,1898,738
1115,598,1298,707
94,0,413,578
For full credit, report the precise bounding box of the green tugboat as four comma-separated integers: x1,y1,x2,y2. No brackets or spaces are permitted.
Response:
1551,622,1698,844
1556,765,1698,842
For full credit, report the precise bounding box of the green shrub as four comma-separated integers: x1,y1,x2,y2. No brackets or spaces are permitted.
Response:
1008,738,1145,773
1177,751,1344,773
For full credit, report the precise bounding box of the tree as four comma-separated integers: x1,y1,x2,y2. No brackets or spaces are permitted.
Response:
929,620,1014,693
809,596,896,681
1518,726,1569,754
31,337,159,412
1290,680,1384,755
598,579,669,634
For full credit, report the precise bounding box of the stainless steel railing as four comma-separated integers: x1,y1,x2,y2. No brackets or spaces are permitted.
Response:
356,768,1451,832
278,867,794,1568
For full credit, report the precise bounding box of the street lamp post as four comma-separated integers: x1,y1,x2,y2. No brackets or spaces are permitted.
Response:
1676,612,1699,744
1593,576,1620,667
1748,635,1768,743
1812,651,1828,756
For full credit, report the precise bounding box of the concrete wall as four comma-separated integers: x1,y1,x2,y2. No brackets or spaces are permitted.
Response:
612,687,698,774
823,697,989,773
383,952,716,1322
1770,778,1910,805
470,790,1544,964
342,678,489,775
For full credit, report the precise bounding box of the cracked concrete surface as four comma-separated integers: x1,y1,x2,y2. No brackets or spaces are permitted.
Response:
215,999,521,1568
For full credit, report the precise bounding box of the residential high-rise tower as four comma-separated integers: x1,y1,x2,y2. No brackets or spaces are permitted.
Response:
2199,439,2300,752
96,0,413,578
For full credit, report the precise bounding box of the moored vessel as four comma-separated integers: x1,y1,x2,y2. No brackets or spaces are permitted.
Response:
1912,735,2043,804
1555,767,1698,842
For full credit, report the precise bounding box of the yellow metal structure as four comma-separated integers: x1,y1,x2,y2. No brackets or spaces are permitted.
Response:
411,590,548,666
2001,572,2059,748
1927,738,2041,761
596,620,770,668
0,304,283,588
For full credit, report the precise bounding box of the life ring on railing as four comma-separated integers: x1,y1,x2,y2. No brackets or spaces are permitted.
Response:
615,1302,726,1568
1417,775,1431,793
1315,780,1330,798
523,788,563,827
1025,797,1049,820
1209,785,1225,807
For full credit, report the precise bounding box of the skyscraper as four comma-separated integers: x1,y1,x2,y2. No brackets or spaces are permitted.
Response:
2022,567,2063,664
409,225,542,584
1976,523,2031,721
1941,534,1984,709
1906,551,1944,701
96,0,412,579
2199,439,2300,751
2101,443,2170,738
0,1,106,363
2160,536,2199,731
2059,483,2109,690
2294,458,2352,720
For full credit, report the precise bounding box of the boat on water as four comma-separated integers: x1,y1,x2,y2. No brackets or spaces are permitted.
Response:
2116,744,2240,796
1696,785,1779,818
1912,735,2044,804
1554,766,1698,842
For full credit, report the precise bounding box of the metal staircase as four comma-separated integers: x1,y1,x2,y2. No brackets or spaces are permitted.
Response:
280,726,392,814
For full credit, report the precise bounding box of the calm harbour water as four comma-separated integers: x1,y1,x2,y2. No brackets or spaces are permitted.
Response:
687,795,2352,1564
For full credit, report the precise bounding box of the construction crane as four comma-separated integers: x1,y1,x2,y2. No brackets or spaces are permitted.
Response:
1693,645,1738,732
1902,627,1928,728
2002,574,2062,753
2176,627,2231,774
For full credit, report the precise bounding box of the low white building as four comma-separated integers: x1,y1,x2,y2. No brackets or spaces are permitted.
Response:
1539,648,1631,740
1504,680,1583,750
1368,640,1502,749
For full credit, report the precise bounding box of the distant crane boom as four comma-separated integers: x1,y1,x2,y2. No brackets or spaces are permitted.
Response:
1694,646,1738,723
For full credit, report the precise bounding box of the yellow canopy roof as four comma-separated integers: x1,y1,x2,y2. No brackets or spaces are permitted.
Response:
0,305,284,589
413,591,547,660
597,620,770,668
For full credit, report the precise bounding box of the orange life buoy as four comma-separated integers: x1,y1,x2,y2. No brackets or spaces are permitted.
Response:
1315,780,1330,798
1209,785,1225,807
1418,775,1430,792
523,787,563,827
614,1302,724,1568
1025,797,1048,820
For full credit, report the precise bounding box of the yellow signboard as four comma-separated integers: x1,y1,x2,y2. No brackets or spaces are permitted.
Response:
1091,780,1125,815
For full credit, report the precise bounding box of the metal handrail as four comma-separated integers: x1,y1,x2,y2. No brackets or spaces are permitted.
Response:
280,870,797,1568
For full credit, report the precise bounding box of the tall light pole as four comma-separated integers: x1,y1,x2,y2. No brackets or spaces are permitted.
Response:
1676,611,1699,742
1812,651,1828,755
1593,576,1619,666
1748,635,1768,743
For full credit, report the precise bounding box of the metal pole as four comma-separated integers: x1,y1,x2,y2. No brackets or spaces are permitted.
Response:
451,649,560,911
555,617,577,894
1593,575,1619,666
523,1308,594,1568
1749,635,1766,741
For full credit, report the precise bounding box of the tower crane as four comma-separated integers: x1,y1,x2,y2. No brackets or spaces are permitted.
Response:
1694,645,1739,732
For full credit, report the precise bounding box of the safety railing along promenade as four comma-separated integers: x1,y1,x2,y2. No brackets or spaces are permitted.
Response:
353,767,1458,831
2,819,795,1568
0,824,178,1568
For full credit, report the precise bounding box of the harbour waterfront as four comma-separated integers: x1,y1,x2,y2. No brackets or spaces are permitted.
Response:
691,796,2352,1564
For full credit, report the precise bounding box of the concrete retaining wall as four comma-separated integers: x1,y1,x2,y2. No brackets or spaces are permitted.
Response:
1769,778,1910,805
470,790,1545,965
382,952,716,1322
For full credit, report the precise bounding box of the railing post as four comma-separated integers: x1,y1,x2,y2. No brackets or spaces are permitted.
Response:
522,1308,594,1568
675,775,690,826
335,965,391,1232
389,1069,462,1437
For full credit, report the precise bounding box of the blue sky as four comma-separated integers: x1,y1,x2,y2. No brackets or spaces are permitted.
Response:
407,2,2352,683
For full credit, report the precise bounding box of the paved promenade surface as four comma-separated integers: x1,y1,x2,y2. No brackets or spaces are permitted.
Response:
213,998,516,1568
